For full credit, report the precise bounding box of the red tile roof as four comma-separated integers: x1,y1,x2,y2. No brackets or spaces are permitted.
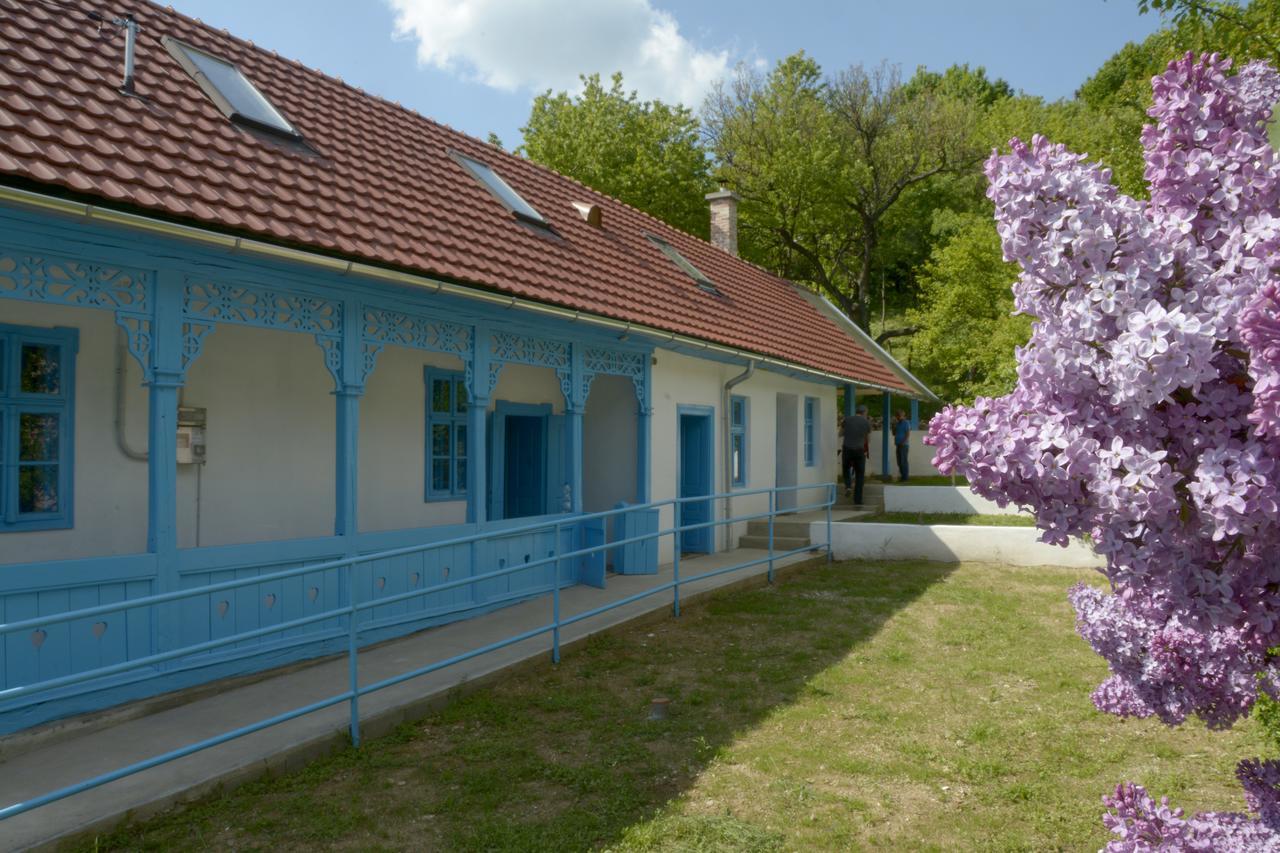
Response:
0,0,916,393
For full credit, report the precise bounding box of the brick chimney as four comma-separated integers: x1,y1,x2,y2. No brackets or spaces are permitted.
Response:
705,188,740,256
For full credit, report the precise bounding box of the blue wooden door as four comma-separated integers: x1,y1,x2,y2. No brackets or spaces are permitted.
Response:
678,412,713,554
504,415,546,519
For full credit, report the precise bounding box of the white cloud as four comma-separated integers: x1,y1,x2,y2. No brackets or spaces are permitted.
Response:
387,0,731,107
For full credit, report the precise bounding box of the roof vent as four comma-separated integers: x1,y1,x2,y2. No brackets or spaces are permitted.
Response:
88,12,140,96
572,202,603,228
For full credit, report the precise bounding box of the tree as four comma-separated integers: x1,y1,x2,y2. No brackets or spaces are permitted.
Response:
520,72,713,238
926,55,1280,846
705,54,984,330
905,213,1030,403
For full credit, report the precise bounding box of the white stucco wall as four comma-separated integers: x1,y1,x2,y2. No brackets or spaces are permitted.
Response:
583,374,638,514
179,324,336,548
649,350,838,562
0,301,149,565
882,486,1023,515
814,520,1104,568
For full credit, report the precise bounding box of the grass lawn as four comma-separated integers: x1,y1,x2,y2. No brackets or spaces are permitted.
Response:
79,561,1263,851
853,511,1035,527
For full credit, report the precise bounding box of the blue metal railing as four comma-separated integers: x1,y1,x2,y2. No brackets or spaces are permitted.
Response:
0,482,836,821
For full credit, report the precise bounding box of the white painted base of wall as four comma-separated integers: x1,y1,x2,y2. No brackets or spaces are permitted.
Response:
811,521,1104,568
882,486,1023,516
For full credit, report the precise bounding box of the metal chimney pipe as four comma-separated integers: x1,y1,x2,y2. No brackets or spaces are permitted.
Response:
121,14,138,95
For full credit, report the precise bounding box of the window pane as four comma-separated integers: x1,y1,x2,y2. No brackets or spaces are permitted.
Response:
20,343,61,394
19,465,59,514
456,154,547,224
432,424,450,456
732,434,744,483
19,413,59,461
456,423,467,458
456,457,467,493
431,459,450,492
431,379,452,414
180,45,296,134
454,381,468,414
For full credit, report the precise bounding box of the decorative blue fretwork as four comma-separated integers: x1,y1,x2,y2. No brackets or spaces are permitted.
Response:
582,346,647,406
0,247,155,376
115,313,153,378
181,322,215,372
488,331,570,401
184,279,342,335
0,249,150,312
182,278,343,384
360,307,472,384
490,331,569,371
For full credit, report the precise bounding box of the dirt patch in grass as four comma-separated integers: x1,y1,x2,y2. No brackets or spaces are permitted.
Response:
75,560,1265,852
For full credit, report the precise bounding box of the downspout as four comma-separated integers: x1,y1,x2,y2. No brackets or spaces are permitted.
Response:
722,361,756,550
115,329,148,461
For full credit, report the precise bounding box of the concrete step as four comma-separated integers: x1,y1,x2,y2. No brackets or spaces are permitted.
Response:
745,519,812,538
737,535,813,551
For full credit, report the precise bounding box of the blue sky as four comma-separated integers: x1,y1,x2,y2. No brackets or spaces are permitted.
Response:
167,0,1166,148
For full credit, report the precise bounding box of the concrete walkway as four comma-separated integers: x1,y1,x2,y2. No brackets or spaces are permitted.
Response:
0,545,825,851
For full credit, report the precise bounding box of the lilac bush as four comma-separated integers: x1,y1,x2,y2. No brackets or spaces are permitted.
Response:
926,53,1280,848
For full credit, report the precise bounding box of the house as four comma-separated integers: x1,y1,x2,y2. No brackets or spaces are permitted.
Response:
0,0,932,733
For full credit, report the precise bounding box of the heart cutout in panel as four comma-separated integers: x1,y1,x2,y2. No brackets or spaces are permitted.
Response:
442,566,450,579
31,629,47,649
410,572,420,587
264,593,277,609
92,621,108,639
217,600,230,619
308,586,320,602
376,577,386,591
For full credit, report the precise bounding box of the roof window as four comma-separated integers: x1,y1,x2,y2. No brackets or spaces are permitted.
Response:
452,152,548,227
164,38,301,140
646,234,721,295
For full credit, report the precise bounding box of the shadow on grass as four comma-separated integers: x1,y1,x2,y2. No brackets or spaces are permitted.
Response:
76,560,956,852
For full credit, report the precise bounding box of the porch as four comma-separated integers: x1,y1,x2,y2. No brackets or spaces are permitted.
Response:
0,207,659,734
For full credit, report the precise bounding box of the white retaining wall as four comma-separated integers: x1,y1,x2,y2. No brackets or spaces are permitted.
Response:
812,521,1104,568
882,486,1023,516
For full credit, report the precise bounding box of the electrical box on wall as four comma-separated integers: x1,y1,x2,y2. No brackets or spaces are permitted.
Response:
177,406,207,465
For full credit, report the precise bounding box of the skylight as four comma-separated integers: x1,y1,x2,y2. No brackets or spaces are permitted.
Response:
452,153,548,226
164,38,301,140
646,234,721,295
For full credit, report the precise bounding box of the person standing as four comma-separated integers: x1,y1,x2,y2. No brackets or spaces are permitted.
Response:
840,404,872,505
893,409,911,482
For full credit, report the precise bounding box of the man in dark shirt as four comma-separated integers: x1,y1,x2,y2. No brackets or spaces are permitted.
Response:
840,405,872,505
893,410,911,482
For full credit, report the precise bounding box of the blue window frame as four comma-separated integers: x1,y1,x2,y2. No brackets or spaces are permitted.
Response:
729,394,748,488
1,323,77,532
803,396,817,467
424,368,469,500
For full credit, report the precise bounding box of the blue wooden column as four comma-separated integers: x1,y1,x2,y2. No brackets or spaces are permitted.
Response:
467,324,490,525
842,383,855,418
334,300,363,550
636,356,653,504
566,345,585,514
910,399,920,429
146,271,185,652
881,393,892,481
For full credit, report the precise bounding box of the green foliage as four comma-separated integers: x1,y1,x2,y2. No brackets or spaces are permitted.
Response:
1256,689,1280,754
906,213,1031,402
520,72,714,237
705,54,988,328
